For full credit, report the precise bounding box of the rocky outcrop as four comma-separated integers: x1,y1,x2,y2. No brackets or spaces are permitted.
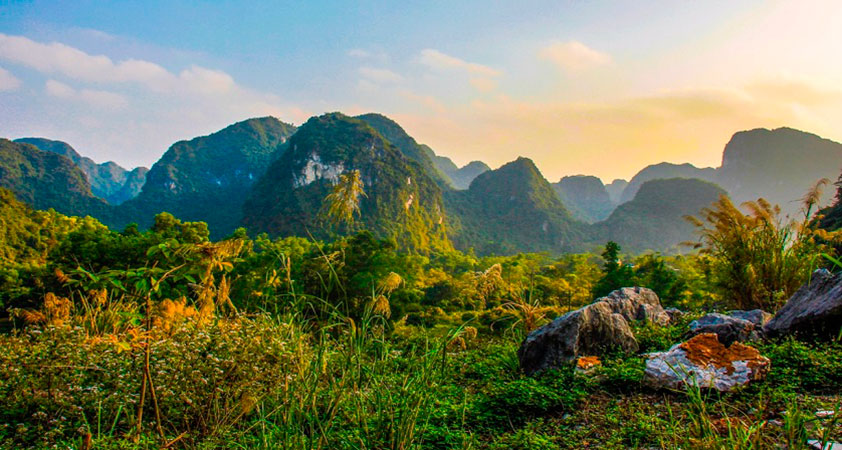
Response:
728,309,772,328
644,333,770,392
686,311,767,346
518,287,668,375
764,269,842,340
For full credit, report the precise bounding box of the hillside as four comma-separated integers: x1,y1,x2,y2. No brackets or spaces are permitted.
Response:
355,113,453,189
117,117,296,237
0,139,111,218
552,175,615,223
15,138,147,205
716,127,842,216
241,113,450,252
594,178,727,253
620,162,716,204
445,157,585,255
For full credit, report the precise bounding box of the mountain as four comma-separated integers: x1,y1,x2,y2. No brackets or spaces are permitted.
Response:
433,156,490,189
444,157,585,255
593,178,726,253
241,113,450,252
355,113,452,189
620,162,716,204
118,117,296,237
0,138,111,218
14,137,148,204
605,179,628,204
552,175,615,223
716,127,842,216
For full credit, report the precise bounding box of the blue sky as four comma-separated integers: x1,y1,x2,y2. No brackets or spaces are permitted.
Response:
1,0,841,181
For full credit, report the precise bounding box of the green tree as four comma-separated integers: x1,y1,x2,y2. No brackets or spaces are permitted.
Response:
592,241,637,298
321,170,367,230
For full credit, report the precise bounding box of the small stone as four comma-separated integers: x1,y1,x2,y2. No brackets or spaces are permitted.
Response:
816,410,836,418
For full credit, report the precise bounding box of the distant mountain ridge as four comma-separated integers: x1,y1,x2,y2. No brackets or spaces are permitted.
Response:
433,157,490,189
118,116,297,237
445,157,585,255
14,137,148,205
594,178,727,253
620,162,717,204
552,175,614,223
0,138,111,218
4,114,840,256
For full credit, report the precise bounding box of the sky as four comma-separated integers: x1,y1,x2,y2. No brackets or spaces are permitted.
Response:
1,0,841,182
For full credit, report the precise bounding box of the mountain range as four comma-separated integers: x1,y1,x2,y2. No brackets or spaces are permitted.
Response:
2,114,840,255
14,137,148,205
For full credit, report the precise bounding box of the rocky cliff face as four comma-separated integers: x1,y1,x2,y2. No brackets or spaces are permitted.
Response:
716,127,842,216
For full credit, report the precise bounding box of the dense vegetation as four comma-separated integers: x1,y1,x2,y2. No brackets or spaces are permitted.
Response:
0,169,841,448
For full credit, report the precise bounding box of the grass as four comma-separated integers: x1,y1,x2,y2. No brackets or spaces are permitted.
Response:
1,306,840,449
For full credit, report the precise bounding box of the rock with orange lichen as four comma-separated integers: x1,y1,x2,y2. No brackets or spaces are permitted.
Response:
644,333,770,392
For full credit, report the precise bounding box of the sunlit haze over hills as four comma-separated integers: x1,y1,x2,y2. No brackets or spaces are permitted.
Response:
1,0,841,181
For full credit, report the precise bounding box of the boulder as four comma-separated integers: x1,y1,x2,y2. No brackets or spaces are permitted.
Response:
598,287,671,326
686,313,761,346
644,333,770,392
764,269,842,340
518,287,667,376
728,309,772,327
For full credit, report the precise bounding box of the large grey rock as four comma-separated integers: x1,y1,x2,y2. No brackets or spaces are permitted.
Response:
644,333,770,392
596,287,671,325
764,269,842,339
687,313,761,346
518,287,668,376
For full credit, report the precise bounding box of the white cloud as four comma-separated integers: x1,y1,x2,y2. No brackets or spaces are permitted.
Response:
179,65,236,94
469,77,497,93
45,79,128,109
0,66,21,91
359,66,403,83
539,40,611,72
0,33,244,96
417,49,500,77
